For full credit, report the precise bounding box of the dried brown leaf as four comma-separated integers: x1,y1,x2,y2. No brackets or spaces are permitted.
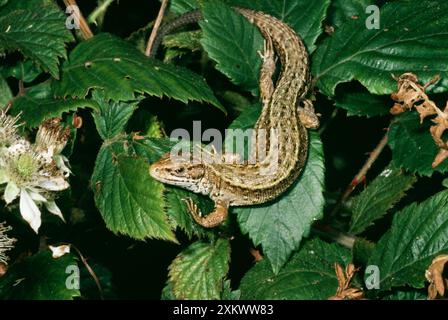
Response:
328,263,363,300
390,73,448,168
425,254,448,299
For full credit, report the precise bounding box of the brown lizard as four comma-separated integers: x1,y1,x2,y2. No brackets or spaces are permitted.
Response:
149,8,319,228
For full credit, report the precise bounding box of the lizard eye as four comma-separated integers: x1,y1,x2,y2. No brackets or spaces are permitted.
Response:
175,167,185,174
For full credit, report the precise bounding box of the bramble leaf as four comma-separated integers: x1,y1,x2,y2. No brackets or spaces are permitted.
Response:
0,251,80,300
0,0,73,78
313,1,448,97
388,111,448,176
239,239,351,299
349,165,416,234
54,33,225,112
168,239,230,299
367,190,448,292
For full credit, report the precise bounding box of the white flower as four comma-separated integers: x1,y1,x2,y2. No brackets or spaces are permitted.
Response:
35,118,71,176
0,222,15,265
0,118,71,233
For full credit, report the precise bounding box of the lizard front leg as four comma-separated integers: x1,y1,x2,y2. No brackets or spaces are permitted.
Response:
182,198,229,228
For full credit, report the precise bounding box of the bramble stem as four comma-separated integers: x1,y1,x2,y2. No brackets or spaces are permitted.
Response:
330,131,389,218
145,0,169,56
63,0,94,39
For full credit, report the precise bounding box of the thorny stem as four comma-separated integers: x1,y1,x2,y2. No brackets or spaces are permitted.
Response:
312,224,356,249
87,0,115,25
330,131,389,218
145,0,169,56
72,245,104,300
63,0,94,39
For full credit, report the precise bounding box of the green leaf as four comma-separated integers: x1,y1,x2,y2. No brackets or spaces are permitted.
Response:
168,238,230,299
313,1,448,97
367,190,448,291
171,0,331,84
388,111,448,176
235,132,325,274
221,279,241,300
171,0,331,51
220,90,252,113
163,31,203,63
229,0,331,52
382,289,427,300
11,82,99,128
349,165,416,234
53,33,225,113
0,0,73,78
200,1,263,95
91,143,176,242
161,281,176,300
1,60,42,82
144,114,164,138
0,0,55,12
0,75,12,108
164,30,202,52
0,251,80,300
170,0,198,14
353,238,375,266
334,91,391,117
224,103,261,160
228,103,262,132
91,91,139,140
328,0,372,29
239,239,351,299
131,136,178,162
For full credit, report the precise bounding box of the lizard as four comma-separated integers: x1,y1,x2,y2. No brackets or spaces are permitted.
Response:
149,7,319,228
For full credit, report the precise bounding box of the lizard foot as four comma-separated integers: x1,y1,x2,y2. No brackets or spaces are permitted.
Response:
182,198,229,228
182,197,202,217
298,99,320,129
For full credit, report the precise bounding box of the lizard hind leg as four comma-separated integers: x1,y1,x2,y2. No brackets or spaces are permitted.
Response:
182,198,229,228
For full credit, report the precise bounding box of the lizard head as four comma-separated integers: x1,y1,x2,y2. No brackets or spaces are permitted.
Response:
149,152,206,191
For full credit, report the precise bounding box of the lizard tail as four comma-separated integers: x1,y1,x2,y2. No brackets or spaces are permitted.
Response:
149,10,203,58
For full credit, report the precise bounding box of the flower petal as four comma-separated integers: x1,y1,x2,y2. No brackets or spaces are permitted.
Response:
38,177,69,191
28,190,47,203
45,201,65,222
55,155,72,176
0,169,8,184
49,244,70,258
19,189,41,233
4,182,20,204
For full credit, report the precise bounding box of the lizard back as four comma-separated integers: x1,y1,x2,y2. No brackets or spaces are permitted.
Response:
205,8,311,205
